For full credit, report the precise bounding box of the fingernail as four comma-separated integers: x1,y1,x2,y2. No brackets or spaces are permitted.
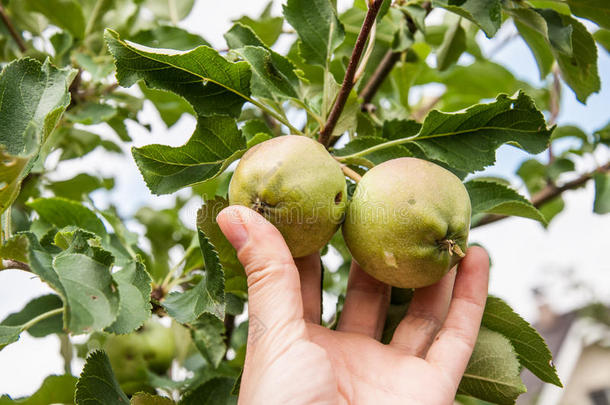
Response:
218,207,249,250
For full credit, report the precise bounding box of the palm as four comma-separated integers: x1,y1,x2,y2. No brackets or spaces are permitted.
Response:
217,207,489,405
305,324,456,404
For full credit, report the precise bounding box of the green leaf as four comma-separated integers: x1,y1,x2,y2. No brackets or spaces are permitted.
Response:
74,53,115,81
0,233,29,264
190,313,227,368
53,231,119,334
594,121,610,146
0,149,29,215
46,173,114,202
536,9,573,56
25,0,86,39
233,46,300,101
552,14,600,103
340,93,552,173
139,84,195,128
513,17,554,79
105,261,152,335
436,19,466,71
530,1,571,14
240,119,274,142
539,196,565,225
66,102,117,125
567,0,610,30
196,198,245,284
593,172,610,214
105,29,251,118
414,92,552,173
283,0,345,66
0,374,77,404
465,179,547,224
438,60,549,112
594,29,610,52
517,159,547,195
131,26,210,51
0,325,21,350
131,393,175,405
233,3,284,47
224,23,302,103
432,0,502,37
551,124,589,142
458,327,526,405
0,58,75,213
27,197,107,237
132,116,247,195
1,294,63,338
75,350,130,404
399,5,428,33
48,127,122,161
180,377,237,405
482,296,562,387
547,157,575,181
143,0,195,22
162,231,225,323
18,232,63,293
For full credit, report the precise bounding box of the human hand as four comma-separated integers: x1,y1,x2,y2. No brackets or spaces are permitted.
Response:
217,206,490,405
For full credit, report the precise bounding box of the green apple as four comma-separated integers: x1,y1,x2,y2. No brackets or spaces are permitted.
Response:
229,135,347,257
342,157,471,288
104,320,176,395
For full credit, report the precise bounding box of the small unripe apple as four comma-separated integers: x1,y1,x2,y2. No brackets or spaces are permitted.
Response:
342,157,471,288
104,320,176,395
229,135,347,257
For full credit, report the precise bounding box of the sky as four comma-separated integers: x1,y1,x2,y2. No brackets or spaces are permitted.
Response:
1,0,610,398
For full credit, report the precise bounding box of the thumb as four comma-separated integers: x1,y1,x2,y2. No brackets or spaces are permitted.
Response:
217,205,304,338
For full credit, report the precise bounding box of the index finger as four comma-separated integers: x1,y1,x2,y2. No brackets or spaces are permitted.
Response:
425,246,490,384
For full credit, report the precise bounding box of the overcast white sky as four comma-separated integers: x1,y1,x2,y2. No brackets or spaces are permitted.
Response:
1,0,609,398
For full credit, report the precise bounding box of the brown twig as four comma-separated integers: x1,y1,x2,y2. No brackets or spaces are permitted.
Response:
318,0,385,147
548,67,562,164
2,259,31,272
262,111,281,136
411,94,443,122
68,69,84,109
360,50,402,107
359,1,432,108
0,3,26,53
224,314,235,349
102,82,120,95
473,163,610,228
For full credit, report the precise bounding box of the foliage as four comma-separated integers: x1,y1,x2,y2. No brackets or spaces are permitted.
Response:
0,0,608,403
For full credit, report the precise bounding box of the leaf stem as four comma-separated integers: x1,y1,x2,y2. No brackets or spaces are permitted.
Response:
0,3,26,53
21,308,63,333
160,243,198,290
248,98,304,135
84,0,105,37
336,134,418,161
318,0,385,147
168,0,179,25
336,124,550,162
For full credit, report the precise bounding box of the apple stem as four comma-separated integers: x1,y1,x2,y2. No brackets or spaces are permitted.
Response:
441,239,466,258
341,165,362,182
